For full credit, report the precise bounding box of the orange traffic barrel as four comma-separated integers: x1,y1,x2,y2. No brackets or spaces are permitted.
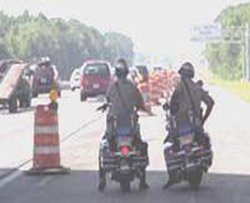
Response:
149,76,160,105
138,82,152,112
28,105,69,174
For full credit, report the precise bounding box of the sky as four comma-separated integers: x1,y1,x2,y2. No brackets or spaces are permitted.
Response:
0,0,249,66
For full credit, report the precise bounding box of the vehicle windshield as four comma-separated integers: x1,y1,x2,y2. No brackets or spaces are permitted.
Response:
0,62,12,83
136,65,148,76
84,63,110,77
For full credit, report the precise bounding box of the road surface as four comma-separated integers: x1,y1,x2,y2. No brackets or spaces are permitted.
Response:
0,86,250,203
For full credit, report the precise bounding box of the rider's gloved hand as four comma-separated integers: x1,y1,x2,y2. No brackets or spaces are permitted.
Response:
97,104,108,112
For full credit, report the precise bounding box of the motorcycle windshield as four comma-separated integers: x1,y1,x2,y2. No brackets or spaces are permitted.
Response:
117,127,131,136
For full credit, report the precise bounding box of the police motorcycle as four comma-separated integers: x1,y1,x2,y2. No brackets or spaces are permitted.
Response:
97,103,149,192
163,103,213,190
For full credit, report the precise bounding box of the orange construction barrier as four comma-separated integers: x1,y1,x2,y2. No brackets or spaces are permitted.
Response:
28,105,69,174
138,81,151,112
149,74,160,105
158,71,166,99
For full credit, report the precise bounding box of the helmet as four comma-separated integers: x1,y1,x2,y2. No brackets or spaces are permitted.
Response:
115,58,129,78
178,62,194,78
39,57,51,66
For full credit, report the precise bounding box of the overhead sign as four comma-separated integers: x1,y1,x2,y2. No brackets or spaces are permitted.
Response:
190,24,245,43
190,24,221,42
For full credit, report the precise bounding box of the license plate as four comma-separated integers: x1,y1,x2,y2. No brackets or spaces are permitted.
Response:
93,84,100,88
180,134,193,146
41,78,47,84
120,165,129,170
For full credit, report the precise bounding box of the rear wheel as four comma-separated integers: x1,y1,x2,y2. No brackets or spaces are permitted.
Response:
98,156,106,192
58,90,61,98
19,94,31,108
120,181,130,193
32,91,38,98
9,96,18,113
188,169,203,190
80,93,87,102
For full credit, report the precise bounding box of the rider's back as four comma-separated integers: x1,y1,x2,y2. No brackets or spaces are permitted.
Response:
171,78,207,128
106,78,143,118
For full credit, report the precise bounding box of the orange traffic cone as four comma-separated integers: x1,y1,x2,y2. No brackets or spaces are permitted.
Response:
138,81,152,113
27,105,69,174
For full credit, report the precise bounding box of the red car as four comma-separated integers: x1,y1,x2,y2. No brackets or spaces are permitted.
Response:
80,60,112,101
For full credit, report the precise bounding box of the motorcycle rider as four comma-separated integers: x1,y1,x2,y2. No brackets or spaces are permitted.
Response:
162,62,214,189
38,57,55,80
99,58,149,190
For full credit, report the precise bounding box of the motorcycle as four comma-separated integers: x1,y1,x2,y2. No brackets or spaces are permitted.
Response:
97,104,149,192
163,103,213,190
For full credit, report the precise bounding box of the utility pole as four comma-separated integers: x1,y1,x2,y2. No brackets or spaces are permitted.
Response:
245,24,249,81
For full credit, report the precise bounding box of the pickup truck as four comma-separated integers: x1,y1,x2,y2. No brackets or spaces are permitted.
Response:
0,60,31,113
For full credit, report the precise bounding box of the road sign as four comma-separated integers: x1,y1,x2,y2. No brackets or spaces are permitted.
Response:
191,24,245,43
190,24,221,42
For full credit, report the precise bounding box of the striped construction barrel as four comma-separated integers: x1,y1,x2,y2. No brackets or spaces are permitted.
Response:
149,77,160,105
138,82,151,111
33,105,61,170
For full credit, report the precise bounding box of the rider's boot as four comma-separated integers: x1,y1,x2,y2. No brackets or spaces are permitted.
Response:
139,169,149,190
98,170,106,191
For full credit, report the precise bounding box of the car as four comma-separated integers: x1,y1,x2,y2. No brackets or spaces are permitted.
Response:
70,68,80,91
80,60,112,101
31,58,61,97
0,60,31,113
135,65,149,82
128,67,141,85
153,66,164,72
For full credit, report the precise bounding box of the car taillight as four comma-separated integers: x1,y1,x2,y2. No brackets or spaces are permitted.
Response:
80,76,85,86
120,146,129,156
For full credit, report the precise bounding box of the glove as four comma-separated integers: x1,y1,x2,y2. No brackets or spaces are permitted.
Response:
97,104,108,112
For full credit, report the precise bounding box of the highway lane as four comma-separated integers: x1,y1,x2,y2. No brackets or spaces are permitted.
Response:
0,90,104,175
1,85,250,202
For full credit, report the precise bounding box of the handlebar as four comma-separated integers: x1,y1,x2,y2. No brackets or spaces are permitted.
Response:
96,103,110,112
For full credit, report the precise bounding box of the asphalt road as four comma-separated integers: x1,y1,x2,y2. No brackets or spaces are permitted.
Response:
0,86,250,203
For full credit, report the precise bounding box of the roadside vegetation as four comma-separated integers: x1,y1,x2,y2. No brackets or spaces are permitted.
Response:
0,11,134,79
210,77,250,103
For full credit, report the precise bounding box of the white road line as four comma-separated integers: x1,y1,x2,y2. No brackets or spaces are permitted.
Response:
37,176,54,187
0,162,31,189
0,170,23,189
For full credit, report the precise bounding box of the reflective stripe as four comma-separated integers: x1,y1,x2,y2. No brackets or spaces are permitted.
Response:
168,165,181,171
34,146,60,155
34,125,58,135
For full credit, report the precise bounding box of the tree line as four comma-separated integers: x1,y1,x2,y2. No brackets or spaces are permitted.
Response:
205,3,250,80
0,11,134,79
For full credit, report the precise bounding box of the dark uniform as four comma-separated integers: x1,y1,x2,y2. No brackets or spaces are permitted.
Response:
170,77,211,130
106,78,144,117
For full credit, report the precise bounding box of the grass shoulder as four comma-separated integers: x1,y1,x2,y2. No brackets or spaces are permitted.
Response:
210,77,250,103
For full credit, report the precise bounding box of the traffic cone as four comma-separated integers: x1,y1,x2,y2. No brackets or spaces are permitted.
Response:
27,104,69,175
138,81,152,113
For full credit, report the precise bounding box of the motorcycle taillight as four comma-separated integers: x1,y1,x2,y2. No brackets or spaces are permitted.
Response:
120,146,129,156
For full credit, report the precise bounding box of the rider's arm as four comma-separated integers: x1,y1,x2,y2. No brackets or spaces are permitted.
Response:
134,85,145,110
201,92,214,126
169,84,181,115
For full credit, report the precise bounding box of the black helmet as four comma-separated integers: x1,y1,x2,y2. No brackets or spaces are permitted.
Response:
115,58,129,78
178,62,195,78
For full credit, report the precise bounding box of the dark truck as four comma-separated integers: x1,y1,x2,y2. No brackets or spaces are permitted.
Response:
30,62,61,98
0,60,31,113
135,65,149,82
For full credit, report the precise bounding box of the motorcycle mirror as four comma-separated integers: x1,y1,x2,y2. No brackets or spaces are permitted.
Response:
163,103,170,111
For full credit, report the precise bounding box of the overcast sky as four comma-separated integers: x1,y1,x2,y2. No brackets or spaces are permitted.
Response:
0,0,249,65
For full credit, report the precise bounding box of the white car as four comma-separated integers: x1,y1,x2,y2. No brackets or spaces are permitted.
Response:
70,68,80,91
